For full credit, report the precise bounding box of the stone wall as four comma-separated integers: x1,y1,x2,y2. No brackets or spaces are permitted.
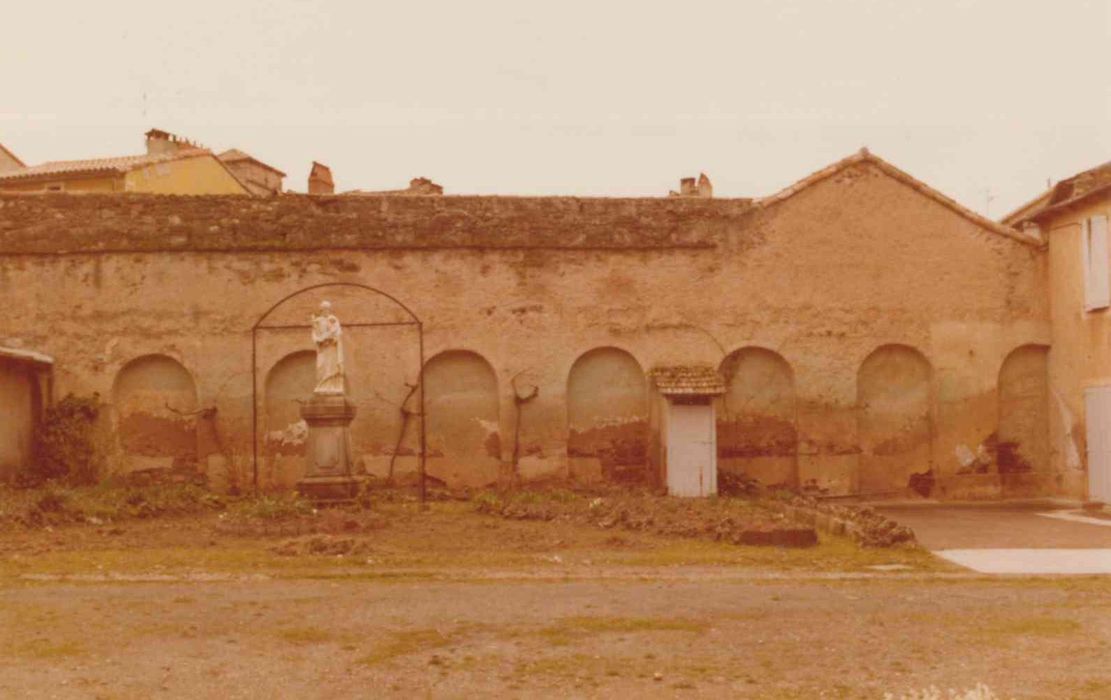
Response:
0,158,1056,497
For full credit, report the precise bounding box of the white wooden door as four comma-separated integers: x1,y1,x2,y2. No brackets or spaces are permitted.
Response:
1085,386,1111,503
666,403,717,497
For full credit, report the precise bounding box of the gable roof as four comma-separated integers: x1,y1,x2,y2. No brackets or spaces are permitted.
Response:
759,148,1042,247
0,147,213,182
218,148,287,177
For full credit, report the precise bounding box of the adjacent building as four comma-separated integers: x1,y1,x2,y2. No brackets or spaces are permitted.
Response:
1009,161,1111,503
218,148,286,197
0,129,249,195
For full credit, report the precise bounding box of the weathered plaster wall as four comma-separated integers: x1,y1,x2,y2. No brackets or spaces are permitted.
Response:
997,344,1050,495
112,354,199,473
1045,195,1111,498
423,350,501,487
0,161,1052,496
857,345,932,497
567,348,649,483
717,348,796,488
0,174,122,193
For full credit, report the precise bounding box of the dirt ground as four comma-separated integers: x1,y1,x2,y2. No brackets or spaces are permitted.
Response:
1,502,1109,699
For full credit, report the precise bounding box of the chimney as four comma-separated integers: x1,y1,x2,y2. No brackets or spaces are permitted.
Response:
696,172,713,199
408,177,443,195
308,161,334,195
668,173,713,198
145,128,192,155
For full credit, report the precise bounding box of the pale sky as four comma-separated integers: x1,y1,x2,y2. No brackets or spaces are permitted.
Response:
3,0,1109,216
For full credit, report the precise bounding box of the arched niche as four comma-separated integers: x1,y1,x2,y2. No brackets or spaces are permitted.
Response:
997,345,1050,475
717,347,797,487
566,347,648,483
857,344,932,495
112,354,198,469
263,350,315,458
423,350,501,487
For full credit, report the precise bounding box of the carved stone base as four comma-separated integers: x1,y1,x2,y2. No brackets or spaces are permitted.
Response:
297,393,359,502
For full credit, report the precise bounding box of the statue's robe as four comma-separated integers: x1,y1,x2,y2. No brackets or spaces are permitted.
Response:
311,314,345,394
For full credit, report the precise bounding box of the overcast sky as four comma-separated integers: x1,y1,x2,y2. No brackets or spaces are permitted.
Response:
3,0,1108,216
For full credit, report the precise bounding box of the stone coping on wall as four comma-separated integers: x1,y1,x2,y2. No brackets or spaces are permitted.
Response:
0,193,757,255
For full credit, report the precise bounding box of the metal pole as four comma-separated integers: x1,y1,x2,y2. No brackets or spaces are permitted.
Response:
418,323,426,505
251,329,258,497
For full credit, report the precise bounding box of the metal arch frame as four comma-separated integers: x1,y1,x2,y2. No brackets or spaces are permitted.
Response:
251,282,425,502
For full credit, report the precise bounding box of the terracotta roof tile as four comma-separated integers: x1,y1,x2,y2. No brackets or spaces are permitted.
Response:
649,365,725,396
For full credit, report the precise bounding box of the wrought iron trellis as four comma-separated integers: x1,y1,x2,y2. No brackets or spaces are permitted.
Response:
250,282,425,501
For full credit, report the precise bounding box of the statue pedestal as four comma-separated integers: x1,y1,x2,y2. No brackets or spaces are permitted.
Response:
297,393,359,502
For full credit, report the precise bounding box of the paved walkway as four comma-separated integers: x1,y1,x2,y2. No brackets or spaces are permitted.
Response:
935,548,1111,574
875,501,1111,574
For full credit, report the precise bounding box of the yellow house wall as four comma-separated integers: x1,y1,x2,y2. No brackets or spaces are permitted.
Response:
1045,194,1111,498
124,156,247,195
0,175,123,193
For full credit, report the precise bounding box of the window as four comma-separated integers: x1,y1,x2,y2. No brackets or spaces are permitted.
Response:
1083,214,1110,311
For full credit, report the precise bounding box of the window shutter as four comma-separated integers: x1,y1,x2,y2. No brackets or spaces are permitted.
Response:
1083,217,1092,306
1088,215,1110,311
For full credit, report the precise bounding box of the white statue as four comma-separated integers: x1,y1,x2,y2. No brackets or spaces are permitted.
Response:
311,301,345,395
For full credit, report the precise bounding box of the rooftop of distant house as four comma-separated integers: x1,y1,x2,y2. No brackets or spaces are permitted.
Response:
1004,159,1111,225
0,129,284,191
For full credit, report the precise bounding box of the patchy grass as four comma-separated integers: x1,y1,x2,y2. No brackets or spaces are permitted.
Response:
602,531,945,571
3,638,86,660
359,628,458,666
277,626,353,645
360,616,709,667
981,616,1083,639
508,650,735,685
538,616,707,646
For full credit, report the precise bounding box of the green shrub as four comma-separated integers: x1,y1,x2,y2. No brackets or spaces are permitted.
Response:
32,394,101,485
